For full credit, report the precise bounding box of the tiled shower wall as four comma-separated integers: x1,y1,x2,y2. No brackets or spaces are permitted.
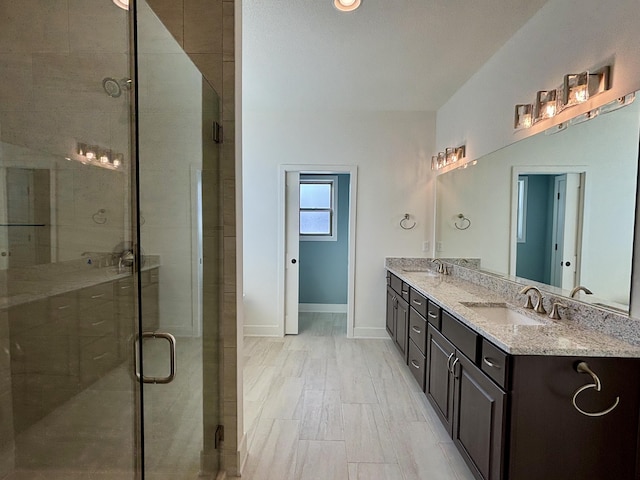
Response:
145,0,240,475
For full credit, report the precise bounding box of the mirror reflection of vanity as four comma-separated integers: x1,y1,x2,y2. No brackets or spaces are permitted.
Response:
0,141,127,272
435,91,640,313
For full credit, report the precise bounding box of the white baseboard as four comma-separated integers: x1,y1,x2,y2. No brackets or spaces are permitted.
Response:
243,324,282,337
353,326,390,339
299,303,348,313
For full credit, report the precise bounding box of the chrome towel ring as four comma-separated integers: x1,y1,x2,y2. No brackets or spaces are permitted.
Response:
455,213,471,230
571,361,620,417
400,213,416,230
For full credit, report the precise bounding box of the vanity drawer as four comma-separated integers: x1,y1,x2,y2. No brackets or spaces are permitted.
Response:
409,289,427,317
78,282,114,310
441,311,479,364
427,301,441,330
80,336,118,385
409,308,427,354
481,339,510,389
390,274,403,295
408,338,426,391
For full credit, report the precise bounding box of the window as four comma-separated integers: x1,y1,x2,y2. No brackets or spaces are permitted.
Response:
516,176,528,243
300,176,338,241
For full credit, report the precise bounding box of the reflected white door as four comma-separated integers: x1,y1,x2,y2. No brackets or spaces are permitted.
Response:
551,173,581,288
285,171,300,334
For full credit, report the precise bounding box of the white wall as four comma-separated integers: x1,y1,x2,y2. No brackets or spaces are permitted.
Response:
243,110,436,337
138,2,203,336
436,0,640,161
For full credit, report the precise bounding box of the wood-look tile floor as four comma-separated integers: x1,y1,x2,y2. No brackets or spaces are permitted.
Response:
242,312,475,480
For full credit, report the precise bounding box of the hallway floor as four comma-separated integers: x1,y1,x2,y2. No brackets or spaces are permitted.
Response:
242,312,475,480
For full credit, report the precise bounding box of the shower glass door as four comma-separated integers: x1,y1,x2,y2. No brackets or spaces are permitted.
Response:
135,1,222,478
0,1,140,479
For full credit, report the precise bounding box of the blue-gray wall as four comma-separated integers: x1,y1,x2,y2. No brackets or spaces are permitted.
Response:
299,174,349,304
516,174,554,284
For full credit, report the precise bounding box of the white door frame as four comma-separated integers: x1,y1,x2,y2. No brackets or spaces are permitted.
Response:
277,164,358,338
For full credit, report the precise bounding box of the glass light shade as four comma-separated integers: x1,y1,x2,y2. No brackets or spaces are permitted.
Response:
77,142,87,156
563,71,590,107
86,146,98,160
431,156,438,171
514,104,533,129
334,0,361,12
445,147,457,164
534,90,557,122
113,0,129,10
113,153,124,168
437,152,445,169
99,150,111,164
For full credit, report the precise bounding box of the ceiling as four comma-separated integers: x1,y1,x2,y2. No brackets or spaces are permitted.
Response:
243,0,549,111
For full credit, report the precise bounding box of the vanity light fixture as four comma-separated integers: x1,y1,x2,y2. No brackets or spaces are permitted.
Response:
431,145,466,171
76,142,124,171
534,90,557,122
514,64,612,130
514,104,533,130
334,0,361,12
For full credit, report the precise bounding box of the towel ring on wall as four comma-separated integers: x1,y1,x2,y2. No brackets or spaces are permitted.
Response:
92,209,107,224
400,213,416,230
571,361,620,417
455,213,471,230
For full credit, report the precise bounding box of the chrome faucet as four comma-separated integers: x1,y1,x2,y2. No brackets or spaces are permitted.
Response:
570,285,593,298
519,285,546,314
432,259,445,274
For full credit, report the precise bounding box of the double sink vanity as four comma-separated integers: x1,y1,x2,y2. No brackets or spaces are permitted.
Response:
386,257,640,480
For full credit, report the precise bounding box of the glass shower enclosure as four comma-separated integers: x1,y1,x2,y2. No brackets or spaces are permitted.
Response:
0,0,221,478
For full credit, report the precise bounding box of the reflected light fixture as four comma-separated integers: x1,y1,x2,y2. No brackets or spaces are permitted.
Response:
431,145,466,171
76,142,124,171
334,0,361,12
113,0,129,10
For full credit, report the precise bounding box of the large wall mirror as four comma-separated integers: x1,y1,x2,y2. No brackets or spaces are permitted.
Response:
435,92,640,313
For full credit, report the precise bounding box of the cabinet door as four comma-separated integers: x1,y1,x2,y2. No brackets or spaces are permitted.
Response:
395,297,409,362
386,286,396,338
452,353,506,480
426,325,456,433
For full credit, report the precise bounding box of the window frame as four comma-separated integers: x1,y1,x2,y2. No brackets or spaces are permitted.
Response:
516,176,528,243
299,175,338,242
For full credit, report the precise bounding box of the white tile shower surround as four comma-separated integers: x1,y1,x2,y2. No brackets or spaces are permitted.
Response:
241,312,474,480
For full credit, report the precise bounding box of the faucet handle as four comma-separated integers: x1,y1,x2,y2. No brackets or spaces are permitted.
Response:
549,302,567,320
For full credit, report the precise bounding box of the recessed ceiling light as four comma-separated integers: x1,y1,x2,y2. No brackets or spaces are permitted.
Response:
334,0,361,12
113,0,129,10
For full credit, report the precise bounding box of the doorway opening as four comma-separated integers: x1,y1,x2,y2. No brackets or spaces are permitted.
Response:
279,165,358,338
510,167,585,290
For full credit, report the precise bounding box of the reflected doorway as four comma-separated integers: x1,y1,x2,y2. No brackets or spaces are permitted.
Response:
513,170,584,289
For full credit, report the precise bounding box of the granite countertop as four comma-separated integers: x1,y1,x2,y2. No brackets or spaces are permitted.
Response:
0,257,161,311
387,265,640,358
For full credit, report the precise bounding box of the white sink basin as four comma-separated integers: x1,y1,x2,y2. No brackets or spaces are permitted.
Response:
461,302,545,326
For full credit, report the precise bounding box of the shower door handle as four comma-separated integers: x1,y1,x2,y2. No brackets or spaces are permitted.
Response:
134,332,177,384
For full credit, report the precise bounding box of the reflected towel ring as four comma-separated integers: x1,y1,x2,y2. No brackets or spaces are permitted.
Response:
92,209,107,224
455,213,471,230
571,361,620,417
400,213,416,230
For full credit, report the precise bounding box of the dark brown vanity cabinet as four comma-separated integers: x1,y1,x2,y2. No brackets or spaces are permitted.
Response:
386,274,409,361
386,273,640,479
426,322,507,480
